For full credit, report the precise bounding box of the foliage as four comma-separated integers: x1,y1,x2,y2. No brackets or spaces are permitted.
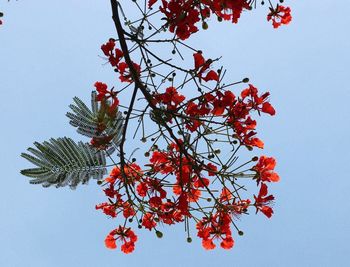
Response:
21,137,107,189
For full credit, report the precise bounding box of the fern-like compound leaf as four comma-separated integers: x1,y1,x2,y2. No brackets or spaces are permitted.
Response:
21,137,107,189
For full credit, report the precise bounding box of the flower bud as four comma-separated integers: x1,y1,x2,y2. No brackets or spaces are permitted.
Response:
156,230,163,238
202,21,208,30
242,78,249,83
252,156,259,161
97,180,103,185
187,237,192,243
238,230,244,236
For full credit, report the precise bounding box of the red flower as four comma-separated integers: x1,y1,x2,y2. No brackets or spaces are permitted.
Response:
154,86,186,111
206,163,217,176
267,5,292,29
149,150,174,174
93,81,120,116
209,0,250,24
105,234,117,249
122,202,136,218
95,203,117,218
211,90,236,116
142,212,157,230
105,226,138,254
220,236,234,249
136,182,148,197
254,183,275,218
148,0,158,8
220,188,233,202
253,156,280,184
196,214,234,250
117,61,141,83
160,0,200,40
193,52,219,82
101,39,124,67
241,84,276,116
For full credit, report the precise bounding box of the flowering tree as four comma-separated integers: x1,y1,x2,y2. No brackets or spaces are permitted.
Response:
14,0,292,254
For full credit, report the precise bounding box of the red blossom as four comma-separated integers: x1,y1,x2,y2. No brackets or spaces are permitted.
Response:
101,39,124,66
154,86,186,111
253,156,280,184
193,52,219,82
254,183,275,218
148,0,158,8
142,212,157,230
117,61,141,83
160,0,200,40
105,226,138,254
267,5,292,29
196,213,234,250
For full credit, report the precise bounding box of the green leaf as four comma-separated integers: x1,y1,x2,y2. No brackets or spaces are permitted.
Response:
21,137,107,189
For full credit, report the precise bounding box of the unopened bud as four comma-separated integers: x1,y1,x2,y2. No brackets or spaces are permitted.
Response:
238,230,244,236
217,16,223,22
97,180,103,185
156,230,163,238
207,198,212,202
242,78,249,83
144,152,150,157
252,156,259,161
202,21,208,30
187,237,192,243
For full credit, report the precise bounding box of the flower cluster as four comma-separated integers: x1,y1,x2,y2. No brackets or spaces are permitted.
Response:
92,0,289,254
267,5,292,29
101,39,141,83
105,226,138,254
97,143,279,252
148,0,291,39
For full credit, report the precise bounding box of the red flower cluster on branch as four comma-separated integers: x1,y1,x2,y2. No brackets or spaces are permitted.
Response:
91,0,289,254
101,39,141,83
147,0,292,39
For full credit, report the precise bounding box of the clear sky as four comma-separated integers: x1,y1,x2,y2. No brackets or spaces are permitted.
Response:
1,1,349,266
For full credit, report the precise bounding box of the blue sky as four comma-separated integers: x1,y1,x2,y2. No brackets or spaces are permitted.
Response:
1,1,350,266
